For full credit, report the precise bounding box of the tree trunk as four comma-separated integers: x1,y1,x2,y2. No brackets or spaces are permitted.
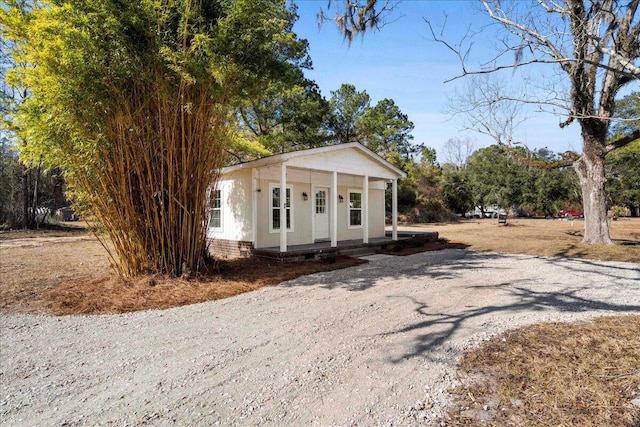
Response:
573,140,613,245
22,164,29,230
31,160,41,228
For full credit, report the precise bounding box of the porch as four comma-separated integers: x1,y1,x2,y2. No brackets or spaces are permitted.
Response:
252,230,439,262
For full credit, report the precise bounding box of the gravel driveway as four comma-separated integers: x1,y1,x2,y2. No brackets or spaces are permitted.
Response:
1,249,639,426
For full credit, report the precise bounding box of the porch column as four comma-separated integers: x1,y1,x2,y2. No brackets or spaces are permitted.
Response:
252,168,258,249
331,170,338,248
280,162,287,252
392,178,398,241
362,175,369,244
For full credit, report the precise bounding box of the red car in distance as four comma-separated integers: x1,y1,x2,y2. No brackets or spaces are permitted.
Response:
559,209,584,218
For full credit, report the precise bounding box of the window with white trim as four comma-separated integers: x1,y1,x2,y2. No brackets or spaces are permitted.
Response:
209,188,222,230
315,189,326,214
348,190,362,228
270,184,293,232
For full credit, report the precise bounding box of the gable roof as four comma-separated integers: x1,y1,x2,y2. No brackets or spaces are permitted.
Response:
222,142,407,180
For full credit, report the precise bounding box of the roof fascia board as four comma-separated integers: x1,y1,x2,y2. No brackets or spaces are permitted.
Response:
221,143,407,178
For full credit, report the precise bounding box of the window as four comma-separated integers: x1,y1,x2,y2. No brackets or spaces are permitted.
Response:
315,189,326,214
270,185,293,232
209,189,222,230
348,190,362,228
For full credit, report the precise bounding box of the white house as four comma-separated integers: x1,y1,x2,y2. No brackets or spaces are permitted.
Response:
207,142,407,257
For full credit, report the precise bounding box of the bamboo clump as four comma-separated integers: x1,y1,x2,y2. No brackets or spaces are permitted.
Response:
75,66,228,278
5,0,306,278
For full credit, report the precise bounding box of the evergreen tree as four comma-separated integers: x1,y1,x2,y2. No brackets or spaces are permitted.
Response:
2,0,309,277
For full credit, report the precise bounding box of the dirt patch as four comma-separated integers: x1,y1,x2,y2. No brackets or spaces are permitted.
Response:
45,256,365,315
0,226,454,315
0,230,110,314
2,227,369,315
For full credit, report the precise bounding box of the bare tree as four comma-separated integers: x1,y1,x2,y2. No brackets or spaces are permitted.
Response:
448,0,640,244
326,0,638,243
446,73,533,145
446,74,582,170
441,136,477,168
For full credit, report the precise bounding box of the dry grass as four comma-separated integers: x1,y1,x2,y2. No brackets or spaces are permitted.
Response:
0,227,111,314
405,217,640,263
445,315,640,427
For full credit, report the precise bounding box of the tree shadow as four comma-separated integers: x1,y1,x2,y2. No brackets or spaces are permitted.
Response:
549,253,640,280
280,249,640,363
383,282,640,363
554,255,640,275
279,249,504,292
554,243,583,258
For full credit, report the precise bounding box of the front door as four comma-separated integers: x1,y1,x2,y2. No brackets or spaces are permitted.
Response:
314,187,329,241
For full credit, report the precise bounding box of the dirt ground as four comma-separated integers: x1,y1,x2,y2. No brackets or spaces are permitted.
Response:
0,228,111,314
0,224,457,315
1,219,639,426
2,246,638,426
0,228,368,315
1,218,638,315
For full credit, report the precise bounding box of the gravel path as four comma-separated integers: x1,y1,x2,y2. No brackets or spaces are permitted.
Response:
1,250,639,426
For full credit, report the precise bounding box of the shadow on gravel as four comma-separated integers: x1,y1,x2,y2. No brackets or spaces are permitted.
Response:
384,283,640,363
280,250,506,292
282,250,640,363
550,256,640,280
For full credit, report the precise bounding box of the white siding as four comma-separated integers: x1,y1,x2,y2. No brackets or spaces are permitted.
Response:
256,180,313,248
208,169,253,242
211,145,400,249
330,185,386,241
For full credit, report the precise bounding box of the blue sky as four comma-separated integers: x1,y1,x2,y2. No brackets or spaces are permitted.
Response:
291,0,591,162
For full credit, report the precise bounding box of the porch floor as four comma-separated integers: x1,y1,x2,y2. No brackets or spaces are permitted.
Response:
252,231,438,262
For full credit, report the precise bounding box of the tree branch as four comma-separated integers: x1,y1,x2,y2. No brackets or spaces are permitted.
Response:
605,128,640,155
505,144,578,169
481,0,571,72
318,0,400,45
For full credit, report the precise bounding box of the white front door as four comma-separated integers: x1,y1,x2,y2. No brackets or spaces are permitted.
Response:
314,187,329,240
